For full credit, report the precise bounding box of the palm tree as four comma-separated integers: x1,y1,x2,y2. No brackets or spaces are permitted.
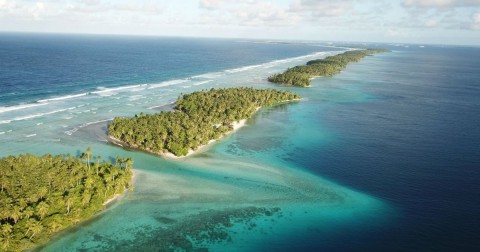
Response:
65,197,73,214
125,158,134,171
111,168,119,184
1,224,12,237
10,206,21,224
24,219,36,237
95,155,102,175
115,156,122,167
28,221,43,240
82,191,91,206
85,147,92,170
0,233,14,251
23,207,34,219
0,169,9,193
85,177,94,189
48,219,63,234
36,202,49,220
38,186,48,201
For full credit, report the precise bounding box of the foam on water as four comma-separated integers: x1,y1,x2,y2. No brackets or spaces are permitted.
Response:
192,80,213,86
92,84,145,94
147,79,188,89
0,102,49,114
9,107,75,122
37,92,88,103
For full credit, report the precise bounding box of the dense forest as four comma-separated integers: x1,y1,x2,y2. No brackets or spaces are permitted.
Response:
108,87,300,157
268,48,390,87
0,149,133,251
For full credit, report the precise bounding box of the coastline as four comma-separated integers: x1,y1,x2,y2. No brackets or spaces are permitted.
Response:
103,169,137,206
107,119,248,159
106,99,300,159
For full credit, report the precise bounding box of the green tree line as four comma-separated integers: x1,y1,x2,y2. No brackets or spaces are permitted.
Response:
108,87,300,157
268,48,390,87
0,149,133,251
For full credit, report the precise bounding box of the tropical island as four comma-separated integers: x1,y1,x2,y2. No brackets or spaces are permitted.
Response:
268,48,390,87
108,87,300,157
0,149,133,251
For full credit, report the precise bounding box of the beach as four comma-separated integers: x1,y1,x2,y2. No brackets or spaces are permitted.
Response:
103,169,137,206
106,119,247,159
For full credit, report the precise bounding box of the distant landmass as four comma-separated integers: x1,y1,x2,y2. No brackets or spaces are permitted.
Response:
268,48,389,87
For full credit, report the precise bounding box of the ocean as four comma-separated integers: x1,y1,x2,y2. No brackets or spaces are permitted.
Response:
1,33,479,251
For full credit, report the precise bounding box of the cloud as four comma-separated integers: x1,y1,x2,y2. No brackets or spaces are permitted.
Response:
112,2,163,14
234,2,298,26
0,0,17,11
30,2,46,20
199,0,223,10
79,0,101,6
472,12,480,29
398,0,480,31
288,0,353,17
198,0,299,26
402,0,480,8
424,18,439,27
386,28,409,37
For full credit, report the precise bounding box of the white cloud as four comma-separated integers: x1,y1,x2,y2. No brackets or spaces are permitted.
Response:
403,0,480,8
198,0,299,26
399,0,480,31
79,0,101,6
234,2,298,26
112,2,163,14
471,12,480,29
0,0,17,11
288,0,352,17
199,0,223,10
424,18,439,27
386,28,409,37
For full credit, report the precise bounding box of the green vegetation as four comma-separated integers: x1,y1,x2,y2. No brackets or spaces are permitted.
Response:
268,48,390,87
0,149,133,251
108,87,300,157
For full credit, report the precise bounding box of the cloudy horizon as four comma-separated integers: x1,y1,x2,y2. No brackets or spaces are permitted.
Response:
1,0,479,45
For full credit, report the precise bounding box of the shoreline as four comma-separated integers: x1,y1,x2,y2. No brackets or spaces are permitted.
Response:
107,119,248,159
105,98,302,160
103,169,137,206
23,159,137,252
106,99,300,159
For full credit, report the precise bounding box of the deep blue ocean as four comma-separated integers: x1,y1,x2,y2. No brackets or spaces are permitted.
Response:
1,33,479,251
0,33,334,106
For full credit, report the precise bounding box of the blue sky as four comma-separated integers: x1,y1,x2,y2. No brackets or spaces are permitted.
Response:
1,0,479,45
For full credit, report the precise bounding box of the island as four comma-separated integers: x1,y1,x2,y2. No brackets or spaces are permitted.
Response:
0,149,133,251
108,87,301,157
268,48,390,87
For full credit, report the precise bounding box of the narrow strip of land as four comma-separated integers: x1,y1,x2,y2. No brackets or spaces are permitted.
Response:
108,87,300,157
268,48,389,87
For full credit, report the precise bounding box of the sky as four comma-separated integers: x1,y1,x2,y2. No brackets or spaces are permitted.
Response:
0,0,479,45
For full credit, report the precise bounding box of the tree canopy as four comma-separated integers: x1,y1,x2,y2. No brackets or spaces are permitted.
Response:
108,87,300,156
268,48,390,87
0,149,133,251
